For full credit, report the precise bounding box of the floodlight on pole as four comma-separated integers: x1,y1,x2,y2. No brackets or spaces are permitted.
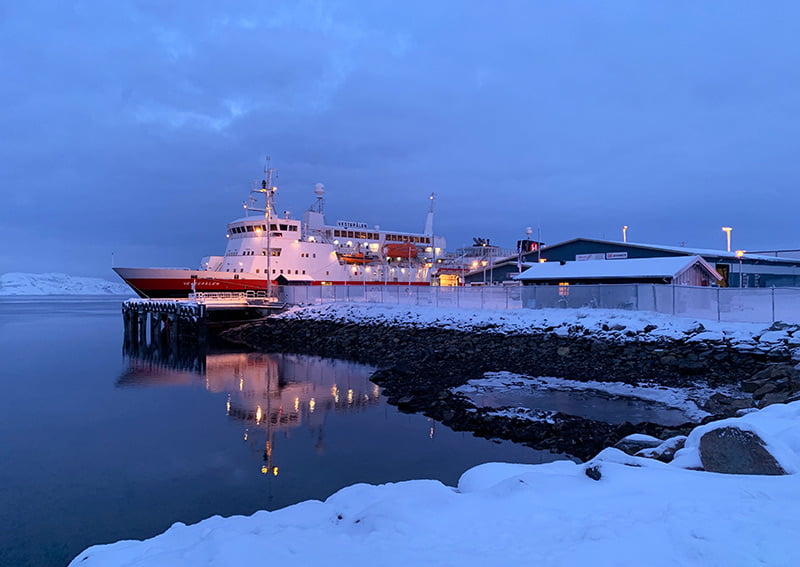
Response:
622,225,628,243
722,227,732,252
736,250,745,287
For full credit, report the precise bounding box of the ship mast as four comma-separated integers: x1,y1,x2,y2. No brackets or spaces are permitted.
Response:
251,157,277,296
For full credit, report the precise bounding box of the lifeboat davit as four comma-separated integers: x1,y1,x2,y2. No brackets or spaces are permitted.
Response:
382,242,418,259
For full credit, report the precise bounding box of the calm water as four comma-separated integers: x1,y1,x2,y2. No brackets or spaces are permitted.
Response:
465,388,692,426
0,298,556,567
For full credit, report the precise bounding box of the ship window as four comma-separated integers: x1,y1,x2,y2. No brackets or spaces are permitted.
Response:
280,269,284,274
256,269,260,273
313,253,316,258
272,232,283,237
289,225,298,231
302,270,306,274
234,274,239,279
246,225,254,232
271,249,281,256
347,231,354,238
272,269,276,274
269,224,277,231
295,270,298,275
279,224,288,231
261,224,267,231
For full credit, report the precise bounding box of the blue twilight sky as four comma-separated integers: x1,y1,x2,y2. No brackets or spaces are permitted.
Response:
3,1,800,277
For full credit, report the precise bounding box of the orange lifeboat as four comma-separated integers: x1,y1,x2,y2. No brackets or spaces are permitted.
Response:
338,252,372,265
382,242,418,259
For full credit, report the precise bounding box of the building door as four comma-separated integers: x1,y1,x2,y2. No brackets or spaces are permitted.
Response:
715,264,730,287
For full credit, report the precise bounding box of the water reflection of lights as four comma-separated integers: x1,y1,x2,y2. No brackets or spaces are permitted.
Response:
120,351,383,477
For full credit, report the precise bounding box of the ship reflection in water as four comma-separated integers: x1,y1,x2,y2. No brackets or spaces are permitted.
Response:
119,345,381,476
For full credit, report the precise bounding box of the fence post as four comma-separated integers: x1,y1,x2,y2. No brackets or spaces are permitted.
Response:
717,287,721,322
672,284,676,315
635,284,639,311
772,287,776,322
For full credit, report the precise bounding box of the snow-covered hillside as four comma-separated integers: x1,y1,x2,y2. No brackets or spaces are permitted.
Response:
0,272,131,295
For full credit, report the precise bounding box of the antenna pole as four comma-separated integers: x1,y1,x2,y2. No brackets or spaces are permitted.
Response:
263,156,277,297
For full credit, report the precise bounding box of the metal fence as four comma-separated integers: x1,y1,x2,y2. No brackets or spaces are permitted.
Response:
277,284,800,324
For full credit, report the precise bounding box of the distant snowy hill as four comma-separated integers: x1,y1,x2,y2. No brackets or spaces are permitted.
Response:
0,272,132,295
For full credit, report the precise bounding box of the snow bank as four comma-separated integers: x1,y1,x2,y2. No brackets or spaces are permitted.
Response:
276,302,782,351
0,272,130,295
71,402,800,567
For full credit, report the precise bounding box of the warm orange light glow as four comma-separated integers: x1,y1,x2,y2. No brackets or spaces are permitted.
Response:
736,250,745,258
256,405,263,424
538,258,547,263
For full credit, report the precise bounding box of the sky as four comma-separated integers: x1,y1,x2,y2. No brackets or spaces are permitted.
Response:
3,1,800,277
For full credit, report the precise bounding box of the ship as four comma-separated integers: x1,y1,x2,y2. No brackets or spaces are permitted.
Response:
114,165,446,298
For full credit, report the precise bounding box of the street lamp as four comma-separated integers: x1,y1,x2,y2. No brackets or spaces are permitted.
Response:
622,225,628,243
736,250,745,287
722,227,732,252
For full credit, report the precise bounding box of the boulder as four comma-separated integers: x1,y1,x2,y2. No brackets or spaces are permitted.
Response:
756,392,789,409
698,426,787,475
614,433,663,455
752,382,778,400
703,393,753,416
636,435,687,463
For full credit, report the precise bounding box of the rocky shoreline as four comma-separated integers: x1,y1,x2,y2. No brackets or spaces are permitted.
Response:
221,312,800,461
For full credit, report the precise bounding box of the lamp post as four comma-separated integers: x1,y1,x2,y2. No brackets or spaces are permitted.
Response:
722,227,732,252
736,250,745,287
622,225,628,243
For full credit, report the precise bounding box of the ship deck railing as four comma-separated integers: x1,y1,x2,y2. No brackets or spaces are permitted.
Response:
189,291,281,307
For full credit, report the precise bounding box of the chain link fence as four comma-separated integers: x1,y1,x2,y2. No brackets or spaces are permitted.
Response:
277,284,800,324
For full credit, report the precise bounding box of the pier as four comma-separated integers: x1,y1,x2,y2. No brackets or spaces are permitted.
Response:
122,292,286,357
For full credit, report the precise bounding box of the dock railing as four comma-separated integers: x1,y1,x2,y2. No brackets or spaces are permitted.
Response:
277,283,800,324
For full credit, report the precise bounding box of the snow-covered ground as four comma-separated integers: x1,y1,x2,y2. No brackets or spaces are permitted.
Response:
277,302,795,353
0,272,131,295
453,371,741,423
71,401,800,566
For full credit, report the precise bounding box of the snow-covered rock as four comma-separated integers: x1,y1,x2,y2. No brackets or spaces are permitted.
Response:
0,272,130,295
